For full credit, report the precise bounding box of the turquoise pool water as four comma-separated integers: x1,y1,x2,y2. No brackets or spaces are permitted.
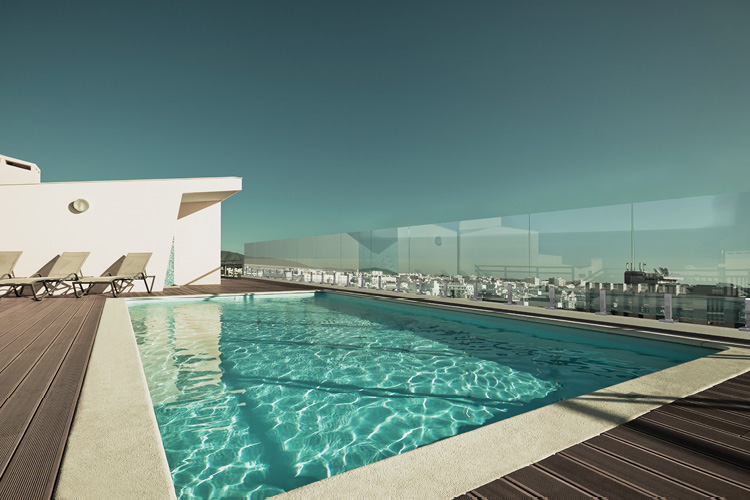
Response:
128,292,715,499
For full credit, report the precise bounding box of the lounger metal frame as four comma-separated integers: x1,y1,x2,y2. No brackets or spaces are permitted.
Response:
7,272,84,301
0,252,89,300
74,272,155,297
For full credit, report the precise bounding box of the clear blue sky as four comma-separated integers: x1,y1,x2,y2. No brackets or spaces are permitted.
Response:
2,1,749,252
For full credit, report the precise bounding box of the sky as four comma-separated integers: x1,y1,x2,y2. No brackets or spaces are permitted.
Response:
2,0,749,252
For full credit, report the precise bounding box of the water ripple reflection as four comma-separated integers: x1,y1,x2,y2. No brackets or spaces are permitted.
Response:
129,293,712,499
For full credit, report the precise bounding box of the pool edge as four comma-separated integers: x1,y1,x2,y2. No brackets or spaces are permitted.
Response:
55,298,176,500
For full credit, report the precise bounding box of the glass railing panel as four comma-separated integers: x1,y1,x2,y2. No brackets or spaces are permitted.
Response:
529,204,631,313
315,233,343,270
369,228,399,274
256,241,269,266
458,215,529,302
282,238,298,267
266,239,282,267
408,222,459,277
297,236,316,268
341,233,359,271
355,230,373,272
244,242,262,275
397,227,410,274
634,192,750,325
242,192,749,328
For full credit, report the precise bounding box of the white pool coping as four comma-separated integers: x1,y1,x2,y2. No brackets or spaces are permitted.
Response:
56,287,750,499
55,299,176,500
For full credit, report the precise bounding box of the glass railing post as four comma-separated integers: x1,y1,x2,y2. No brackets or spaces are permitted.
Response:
660,293,676,323
740,298,750,332
470,281,480,301
506,283,514,305
547,285,556,310
596,289,609,315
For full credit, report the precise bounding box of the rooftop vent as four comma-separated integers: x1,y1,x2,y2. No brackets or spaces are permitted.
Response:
5,159,33,171
0,154,41,184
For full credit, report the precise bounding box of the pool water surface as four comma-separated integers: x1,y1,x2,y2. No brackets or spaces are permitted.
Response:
128,292,715,499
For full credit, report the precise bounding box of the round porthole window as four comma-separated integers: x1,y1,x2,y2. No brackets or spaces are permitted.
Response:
71,199,90,213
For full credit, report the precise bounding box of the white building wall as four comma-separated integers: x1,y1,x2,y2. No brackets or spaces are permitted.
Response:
0,177,240,293
174,202,222,286
0,155,41,184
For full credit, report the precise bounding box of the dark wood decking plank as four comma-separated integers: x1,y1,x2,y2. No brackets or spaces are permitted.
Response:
0,299,37,322
0,296,104,500
690,386,750,408
590,432,750,495
680,395,750,418
566,440,746,498
688,382,749,399
655,404,750,435
622,416,750,469
721,379,750,392
534,454,655,499
703,385,750,401
0,298,95,480
0,299,76,361
470,476,538,499
0,300,82,407
637,412,750,452
672,399,750,427
0,299,63,339
505,465,592,499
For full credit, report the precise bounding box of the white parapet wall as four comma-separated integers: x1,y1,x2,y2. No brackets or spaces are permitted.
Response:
0,164,241,292
0,154,41,184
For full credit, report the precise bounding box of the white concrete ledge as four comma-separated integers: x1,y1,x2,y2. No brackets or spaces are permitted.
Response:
55,298,176,500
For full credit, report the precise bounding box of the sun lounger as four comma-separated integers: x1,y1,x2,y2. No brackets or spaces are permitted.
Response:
0,251,22,279
73,252,155,297
0,252,90,300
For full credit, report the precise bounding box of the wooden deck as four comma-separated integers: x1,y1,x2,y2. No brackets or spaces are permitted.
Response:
457,373,750,499
0,278,310,499
0,295,105,499
1,277,748,498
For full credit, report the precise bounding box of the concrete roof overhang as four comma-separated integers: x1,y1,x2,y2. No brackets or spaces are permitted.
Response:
177,181,242,219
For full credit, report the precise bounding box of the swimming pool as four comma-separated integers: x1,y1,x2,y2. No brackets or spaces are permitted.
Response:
128,292,716,499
